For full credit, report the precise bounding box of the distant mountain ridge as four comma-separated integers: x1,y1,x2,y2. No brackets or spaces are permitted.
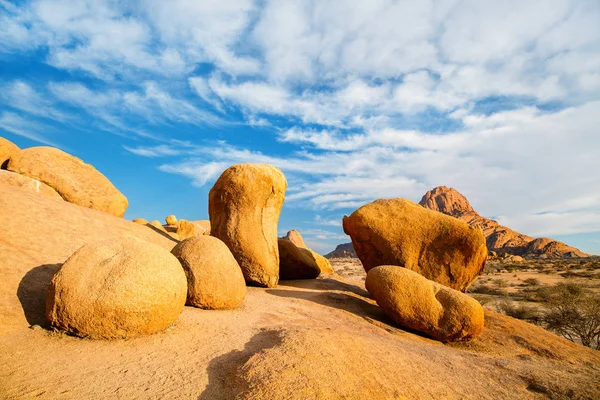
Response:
326,186,589,259
419,186,588,258
324,243,356,259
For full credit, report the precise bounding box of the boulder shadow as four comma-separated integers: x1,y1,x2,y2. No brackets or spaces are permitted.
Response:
266,282,436,342
17,263,61,328
279,277,370,298
145,224,180,244
198,329,283,400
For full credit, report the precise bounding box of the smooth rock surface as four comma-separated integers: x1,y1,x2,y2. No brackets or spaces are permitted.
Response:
209,164,287,288
343,198,487,291
0,136,19,168
0,170,63,199
366,266,484,342
7,146,128,217
171,236,246,309
46,237,187,339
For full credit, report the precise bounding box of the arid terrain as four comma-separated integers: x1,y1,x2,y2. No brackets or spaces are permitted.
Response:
1,137,599,399
331,256,600,348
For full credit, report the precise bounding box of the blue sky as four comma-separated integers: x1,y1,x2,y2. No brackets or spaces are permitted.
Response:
1,0,599,254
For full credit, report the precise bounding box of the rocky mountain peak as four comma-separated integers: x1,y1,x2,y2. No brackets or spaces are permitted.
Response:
419,186,475,217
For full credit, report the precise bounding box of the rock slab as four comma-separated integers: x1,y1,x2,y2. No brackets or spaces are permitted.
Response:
278,239,321,280
7,146,128,217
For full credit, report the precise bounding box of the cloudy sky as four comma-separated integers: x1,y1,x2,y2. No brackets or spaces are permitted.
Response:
1,0,599,254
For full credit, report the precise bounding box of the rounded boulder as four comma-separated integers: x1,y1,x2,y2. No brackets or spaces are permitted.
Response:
166,215,178,226
282,230,334,275
171,235,246,309
366,266,484,342
0,136,20,168
343,198,487,292
46,237,187,339
7,146,128,217
209,164,287,288
278,239,321,280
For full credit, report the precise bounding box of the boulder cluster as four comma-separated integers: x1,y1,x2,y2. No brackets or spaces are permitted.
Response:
343,198,487,342
15,153,332,339
4,135,486,343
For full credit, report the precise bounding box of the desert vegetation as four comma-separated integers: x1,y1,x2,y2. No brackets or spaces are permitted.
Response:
469,258,600,349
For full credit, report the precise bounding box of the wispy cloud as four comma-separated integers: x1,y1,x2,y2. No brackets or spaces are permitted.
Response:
0,112,59,146
1,0,599,246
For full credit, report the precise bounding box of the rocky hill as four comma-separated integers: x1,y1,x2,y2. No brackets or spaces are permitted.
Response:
324,242,357,258
419,186,589,258
327,186,588,259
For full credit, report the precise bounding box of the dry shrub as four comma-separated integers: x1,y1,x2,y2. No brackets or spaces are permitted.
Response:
541,283,600,349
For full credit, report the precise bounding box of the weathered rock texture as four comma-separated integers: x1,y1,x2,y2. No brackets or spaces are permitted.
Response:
366,266,484,342
46,237,187,339
0,136,19,169
343,198,487,291
209,164,287,288
419,186,589,258
166,215,178,226
278,239,321,280
281,230,334,275
132,218,148,225
7,146,128,217
0,170,63,199
171,236,246,309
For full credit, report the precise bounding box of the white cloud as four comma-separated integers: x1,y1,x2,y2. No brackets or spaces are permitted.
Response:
0,81,69,121
155,100,600,238
2,0,600,244
48,81,221,136
123,145,182,158
0,112,58,145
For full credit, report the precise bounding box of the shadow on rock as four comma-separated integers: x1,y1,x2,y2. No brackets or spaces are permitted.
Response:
145,224,179,244
17,263,61,327
198,329,283,400
266,285,437,342
278,277,370,298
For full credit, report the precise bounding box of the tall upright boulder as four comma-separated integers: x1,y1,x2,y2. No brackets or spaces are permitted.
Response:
343,198,487,292
209,164,287,288
0,136,19,169
7,146,128,217
46,237,187,339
